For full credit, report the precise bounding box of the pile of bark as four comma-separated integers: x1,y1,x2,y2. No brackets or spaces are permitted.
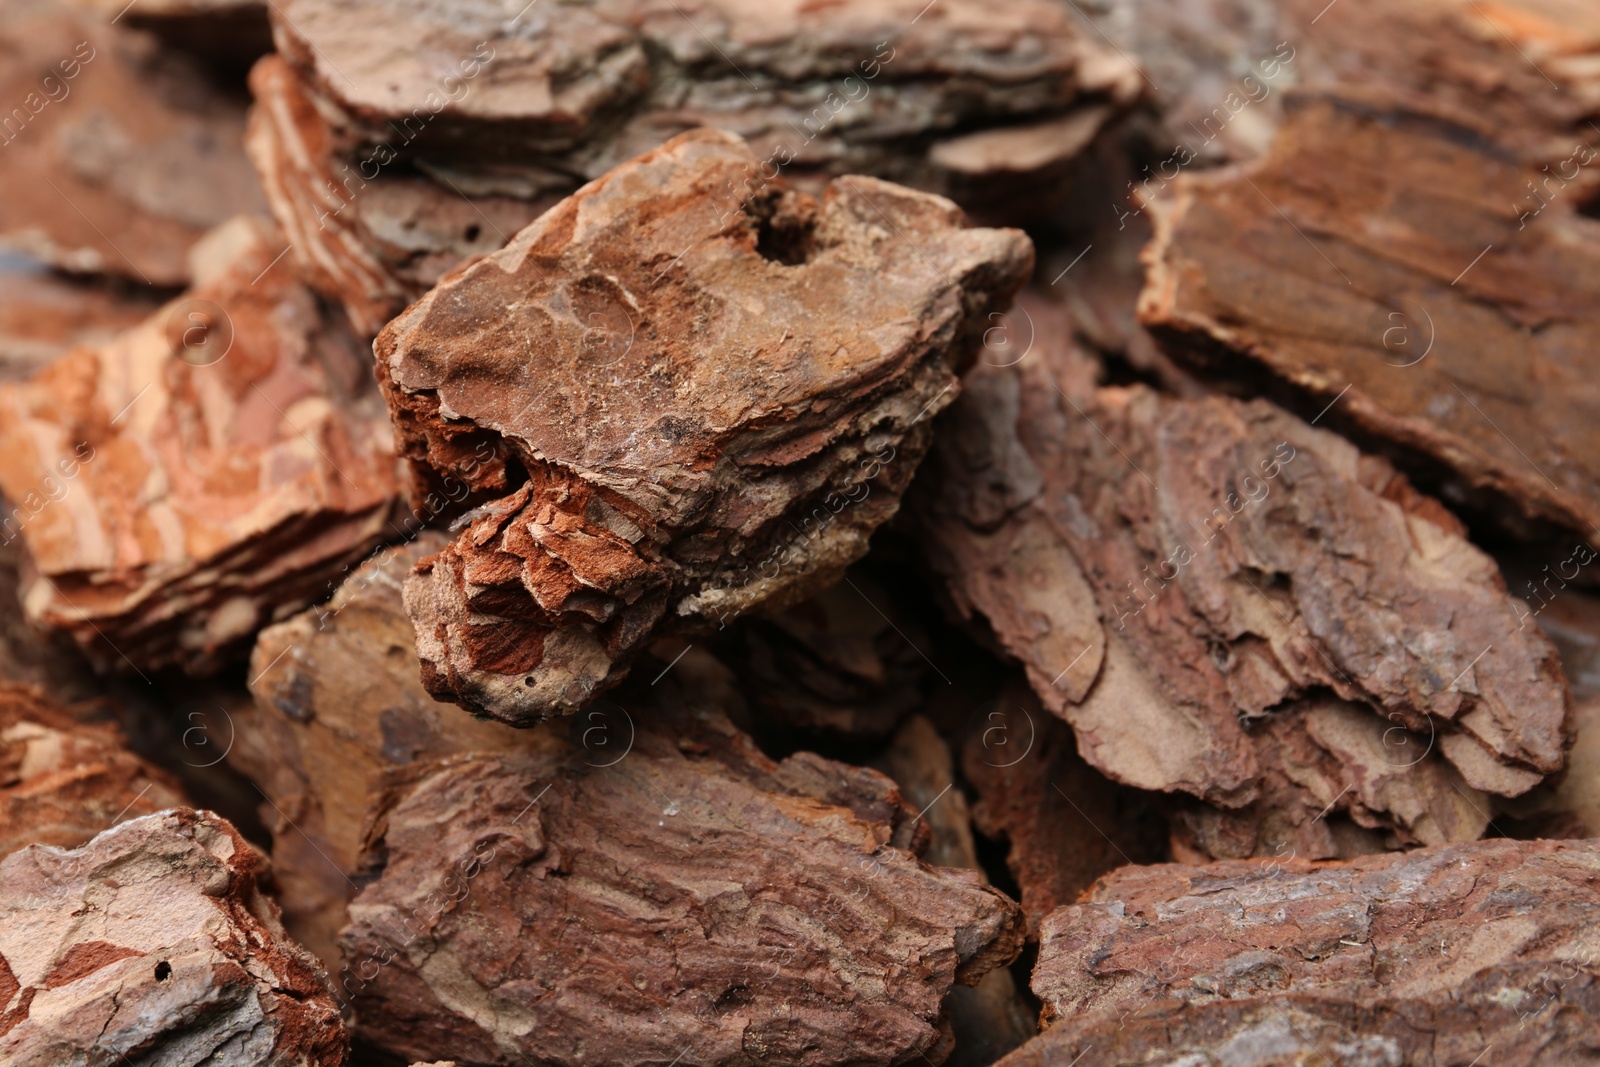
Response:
3,0,1600,1064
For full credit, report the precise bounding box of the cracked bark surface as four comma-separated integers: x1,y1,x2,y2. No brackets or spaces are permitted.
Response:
268,0,1140,205
1140,91,1600,549
378,128,1032,725
0,682,188,858
0,216,402,673
338,681,1023,1067
0,0,266,286
1007,838,1600,1067
0,808,347,1066
910,327,1569,848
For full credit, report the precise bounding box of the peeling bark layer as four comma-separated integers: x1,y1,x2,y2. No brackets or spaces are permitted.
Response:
378,129,1032,724
0,808,347,1066
1009,839,1600,1067
0,217,402,673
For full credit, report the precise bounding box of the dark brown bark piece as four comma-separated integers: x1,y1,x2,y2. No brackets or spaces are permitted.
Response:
0,0,266,286
0,808,347,1065
961,683,1168,933
378,128,1032,724
268,0,1140,207
911,326,1568,835
1140,91,1600,548
1010,838,1600,1067
0,683,188,857
0,217,402,673
338,685,1023,1067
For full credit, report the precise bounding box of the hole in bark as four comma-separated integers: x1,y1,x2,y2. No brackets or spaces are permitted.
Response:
524,676,536,687
464,224,482,242
154,961,172,981
751,189,818,266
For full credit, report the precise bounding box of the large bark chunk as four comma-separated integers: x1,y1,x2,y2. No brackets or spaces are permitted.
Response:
0,0,266,286
0,217,402,673
0,683,188,857
911,328,1568,843
378,129,1031,724
268,0,1139,203
1009,839,1600,1067
0,808,347,1066
339,690,1023,1067
1140,92,1600,547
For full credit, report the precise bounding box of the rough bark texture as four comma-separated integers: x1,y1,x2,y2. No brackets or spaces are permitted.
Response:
0,808,347,1066
0,682,188,857
0,268,157,382
0,216,402,673
1010,838,1600,1067
378,128,1032,725
234,531,562,968
911,325,1569,845
245,55,559,338
268,0,1140,204
338,685,1024,1067
0,0,266,286
1140,91,1600,548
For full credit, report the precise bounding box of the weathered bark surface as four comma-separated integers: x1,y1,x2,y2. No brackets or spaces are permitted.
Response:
0,0,266,286
0,269,157,382
717,570,927,740
235,531,562,967
379,128,1031,725
1009,839,1600,1067
0,683,188,857
0,217,402,673
0,808,348,1066
268,0,1139,207
1140,92,1600,548
961,683,1168,933
245,55,559,338
912,327,1568,842
338,683,1024,1067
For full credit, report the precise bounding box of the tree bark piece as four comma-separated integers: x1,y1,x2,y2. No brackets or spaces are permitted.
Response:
0,217,402,673
378,128,1032,725
0,682,188,857
268,0,1139,208
234,531,562,968
0,808,347,1066
1140,91,1600,548
338,684,1023,1067
0,0,266,286
244,55,559,338
0,268,157,382
911,327,1568,845
1010,839,1600,1067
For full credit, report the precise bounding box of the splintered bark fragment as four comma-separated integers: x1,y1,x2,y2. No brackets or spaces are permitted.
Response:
378,128,1032,724
0,808,347,1066
0,0,265,286
961,683,1168,933
234,532,561,966
911,331,1568,839
268,0,1139,204
0,683,187,857
339,690,1023,1067
1010,839,1600,1067
1140,92,1600,546
0,217,402,673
